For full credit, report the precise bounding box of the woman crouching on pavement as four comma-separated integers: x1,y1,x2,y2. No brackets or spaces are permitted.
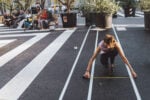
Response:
83,34,137,79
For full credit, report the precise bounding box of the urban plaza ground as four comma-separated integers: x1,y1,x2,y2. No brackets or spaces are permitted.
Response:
0,11,149,100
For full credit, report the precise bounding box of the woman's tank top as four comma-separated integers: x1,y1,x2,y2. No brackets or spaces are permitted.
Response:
98,40,115,54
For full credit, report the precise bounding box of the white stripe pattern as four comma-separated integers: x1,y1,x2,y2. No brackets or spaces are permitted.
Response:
0,28,76,100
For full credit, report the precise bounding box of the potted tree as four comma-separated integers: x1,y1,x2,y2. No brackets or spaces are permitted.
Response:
140,0,150,30
79,0,120,28
120,0,138,17
79,1,96,26
58,0,77,28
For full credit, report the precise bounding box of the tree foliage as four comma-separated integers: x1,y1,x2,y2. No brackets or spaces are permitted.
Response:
0,0,35,14
58,0,75,13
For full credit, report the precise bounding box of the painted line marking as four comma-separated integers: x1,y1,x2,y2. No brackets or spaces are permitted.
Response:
135,14,144,17
117,12,124,17
0,29,50,34
59,26,91,100
0,29,23,32
87,30,99,100
0,28,76,100
117,11,144,18
90,27,106,31
114,24,144,28
116,27,127,31
0,30,32,34
136,11,144,15
0,39,16,48
0,33,40,37
0,24,5,27
0,33,50,68
112,24,142,100
94,76,129,79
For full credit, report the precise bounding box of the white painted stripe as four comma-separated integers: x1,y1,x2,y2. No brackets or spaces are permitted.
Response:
87,31,99,100
0,28,76,100
135,14,144,17
112,24,142,100
0,29,22,32
117,12,124,17
0,33,50,68
0,39,16,48
136,11,144,15
0,26,9,29
0,27,8,29
0,24,5,27
55,27,76,31
116,27,127,31
0,29,50,34
114,24,144,27
116,17,144,20
117,12,144,17
0,30,29,34
0,33,40,38
59,26,91,100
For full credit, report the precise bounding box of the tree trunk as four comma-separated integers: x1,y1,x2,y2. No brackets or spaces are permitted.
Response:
25,0,32,10
0,3,4,15
144,12,150,30
41,0,45,9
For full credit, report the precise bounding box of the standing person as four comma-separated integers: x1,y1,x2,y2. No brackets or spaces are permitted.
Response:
83,34,137,79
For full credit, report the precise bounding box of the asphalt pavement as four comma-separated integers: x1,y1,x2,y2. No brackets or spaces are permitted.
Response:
0,11,149,100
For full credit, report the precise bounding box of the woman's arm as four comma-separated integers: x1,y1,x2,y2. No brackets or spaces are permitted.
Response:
86,46,101,71
83,46,101,78
115,42,137,78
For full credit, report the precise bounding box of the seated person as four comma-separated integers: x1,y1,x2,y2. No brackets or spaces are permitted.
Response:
24,9,32,29
3,13,14,26
12,10,25,28
31,6,41,29
38,9,48,29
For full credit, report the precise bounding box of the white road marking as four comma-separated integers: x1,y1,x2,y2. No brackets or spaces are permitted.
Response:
117,11,144,18
0,28,76,100
87,30,99,100
0,28,21,32
59,26,91,100
114,24,144,28
136,11,144,15
0,33,50,68
0,39,16,48
112,24,142,100
0,30,31,34
0,29,50,34
0,24,4,27
117,12,124,17
0,33,41,37
116,27,127,31
135,14,144,17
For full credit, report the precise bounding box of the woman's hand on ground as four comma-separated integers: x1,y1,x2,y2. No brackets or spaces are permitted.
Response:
132,71,137,79
83,71,90,79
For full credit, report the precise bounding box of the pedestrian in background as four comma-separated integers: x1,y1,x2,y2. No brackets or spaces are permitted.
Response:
83,34,137,79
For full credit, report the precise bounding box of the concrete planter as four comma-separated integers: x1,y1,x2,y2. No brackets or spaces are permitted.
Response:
144,12,150,30
61,13,77,28
85,13,112,28
105,14,112,29
85,13,96,26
